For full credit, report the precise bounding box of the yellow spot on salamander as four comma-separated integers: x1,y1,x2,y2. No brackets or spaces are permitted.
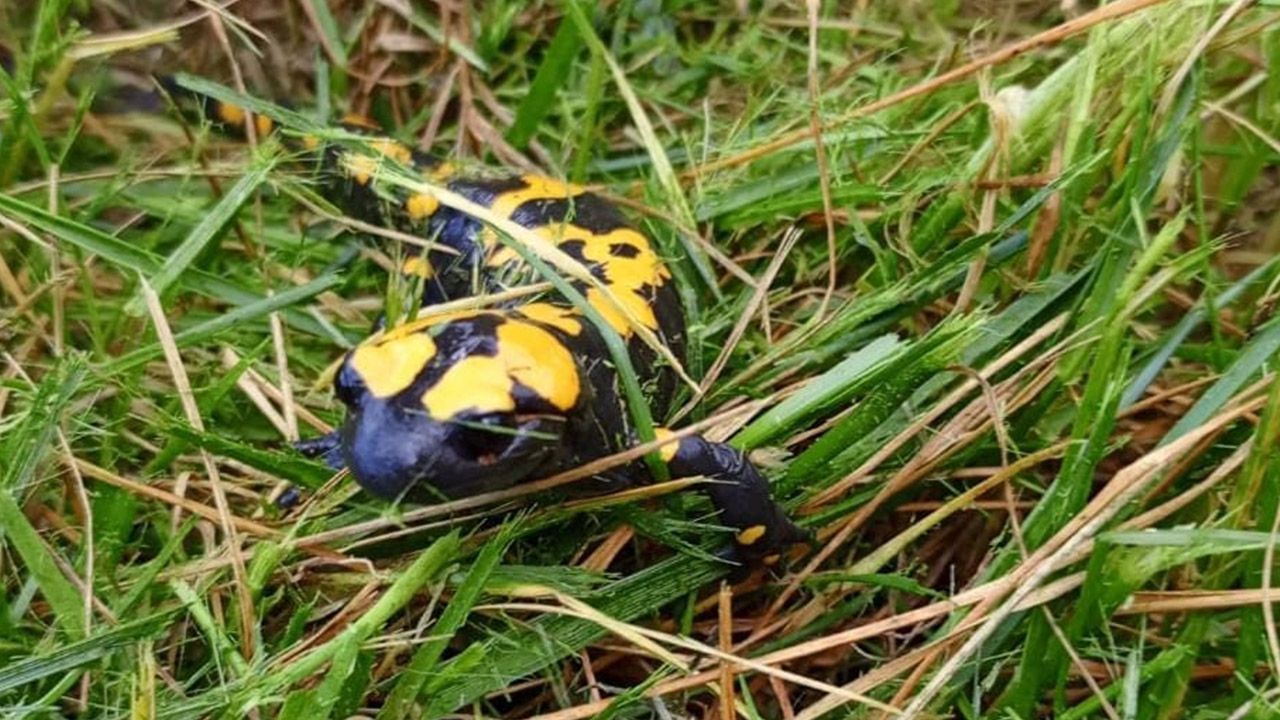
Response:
481,226,518,267
216,103,246,126
653,427,680,463
497,321,579,411
420,319,580,419
488,175,585,218
341,113,381,130
214,103,272,136
428,162,456,181
423,356,516,419
343,153,378,185
368,139,413,165
736,525,768,546
579,228,668,335
406,192,440,221
586,286,658,337
485,222,669,337
518,303,582,336
402,255,435,279
381,310,492,343
578,229,669,292
341,141,413,185
349,332,437,398
486,245,520,267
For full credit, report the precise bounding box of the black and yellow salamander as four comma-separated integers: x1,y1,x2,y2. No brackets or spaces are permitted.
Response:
196,91,805,565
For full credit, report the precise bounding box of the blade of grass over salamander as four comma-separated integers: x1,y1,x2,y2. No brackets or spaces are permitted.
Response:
562,0,720,299
504,238,669,481
172,74,325,134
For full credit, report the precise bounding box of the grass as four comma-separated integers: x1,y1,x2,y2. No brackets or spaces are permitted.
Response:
2,0,1280,717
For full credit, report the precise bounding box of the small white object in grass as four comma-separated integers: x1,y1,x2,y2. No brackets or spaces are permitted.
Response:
991,85,1034,136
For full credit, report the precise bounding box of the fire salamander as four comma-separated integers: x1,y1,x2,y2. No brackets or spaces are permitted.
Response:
198,93,805,565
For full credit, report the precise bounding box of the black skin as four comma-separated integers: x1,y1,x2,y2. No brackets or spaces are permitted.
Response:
296,301,807,565
189,96,806,566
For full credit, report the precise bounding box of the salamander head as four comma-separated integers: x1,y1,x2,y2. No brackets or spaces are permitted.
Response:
331,313,581,499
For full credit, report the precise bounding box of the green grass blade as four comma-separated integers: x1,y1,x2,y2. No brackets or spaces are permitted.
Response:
379,528,513,719
783,323,973,489
0,191,336,338
104,272,341,374
0,472,86,640
0,355,88,639
507,17,580,149
1161,316,1280,445
732,333,903,450
0,611,176,695
125,162,273,315
420,553,725,716
1,355,86,496
270,531,461,691
1121,255,1280,408
302,0,348,67
170,579,250,679
157,422,333,489
172,74,323,134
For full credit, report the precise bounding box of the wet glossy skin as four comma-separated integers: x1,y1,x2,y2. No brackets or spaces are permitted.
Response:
205,97,804,563
329,309,620,500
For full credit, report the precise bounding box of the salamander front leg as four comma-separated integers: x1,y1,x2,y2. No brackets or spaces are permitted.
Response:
294,431,345,470
661,432,808,566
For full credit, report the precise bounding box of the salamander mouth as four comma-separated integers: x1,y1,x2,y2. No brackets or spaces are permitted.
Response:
490,415,564,465
337,398,570,500
406,414,566,498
